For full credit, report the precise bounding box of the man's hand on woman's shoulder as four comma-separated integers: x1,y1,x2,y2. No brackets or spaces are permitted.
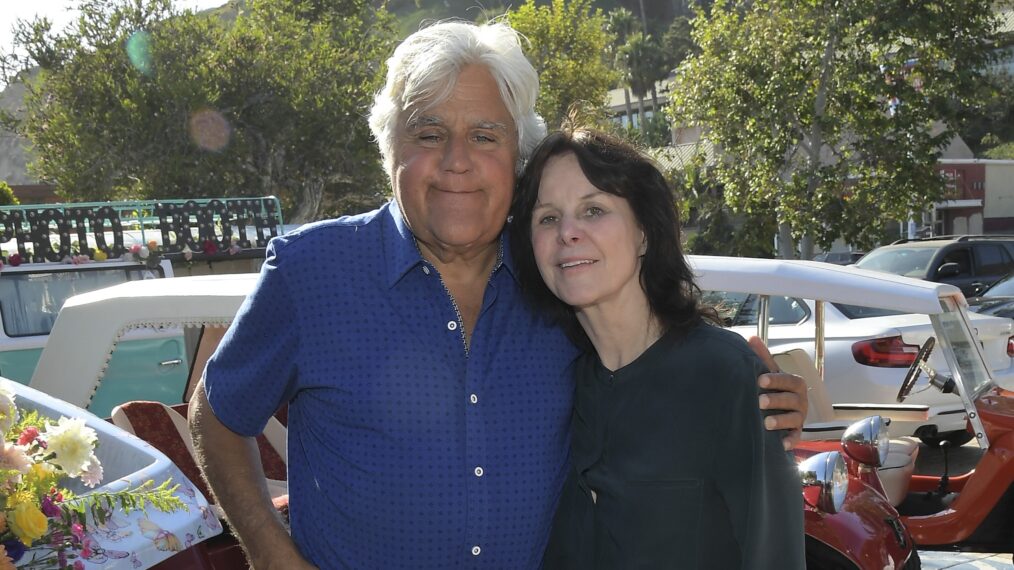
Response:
747,336,809,451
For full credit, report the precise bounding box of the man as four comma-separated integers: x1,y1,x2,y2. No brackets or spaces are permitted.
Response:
189,20,808,569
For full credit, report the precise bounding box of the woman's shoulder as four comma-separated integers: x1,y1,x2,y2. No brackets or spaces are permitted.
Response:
684,323,760,360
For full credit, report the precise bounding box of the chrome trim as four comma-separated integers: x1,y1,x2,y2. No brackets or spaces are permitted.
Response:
841,415,888,467
798,451,848,514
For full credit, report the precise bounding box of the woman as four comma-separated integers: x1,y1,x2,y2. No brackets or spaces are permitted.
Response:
509,130,804,569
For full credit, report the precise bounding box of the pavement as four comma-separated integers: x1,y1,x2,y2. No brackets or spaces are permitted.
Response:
912,440,1012,569
919,550,1013,569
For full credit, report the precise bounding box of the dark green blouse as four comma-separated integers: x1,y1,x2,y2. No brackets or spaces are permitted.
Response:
543,324,805,569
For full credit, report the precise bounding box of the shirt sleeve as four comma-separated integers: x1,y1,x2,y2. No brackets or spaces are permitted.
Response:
203,236,300,436
714,351,806,570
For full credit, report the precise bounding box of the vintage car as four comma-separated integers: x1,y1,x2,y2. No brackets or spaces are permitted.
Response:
696,254,1014,564
2,378,223,569
30,266,927,569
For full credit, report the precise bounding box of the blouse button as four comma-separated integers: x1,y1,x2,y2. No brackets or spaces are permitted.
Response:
447,321,458,331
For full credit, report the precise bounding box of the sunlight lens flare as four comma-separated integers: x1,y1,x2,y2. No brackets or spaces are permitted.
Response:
125,31,154,76
188,108,232,152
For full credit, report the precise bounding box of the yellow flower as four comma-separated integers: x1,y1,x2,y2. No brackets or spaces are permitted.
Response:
93,249,108,261
8,501,47,544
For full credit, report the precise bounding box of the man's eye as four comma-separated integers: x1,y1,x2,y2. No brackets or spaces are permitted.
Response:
418,132,442,142
473,133,496,143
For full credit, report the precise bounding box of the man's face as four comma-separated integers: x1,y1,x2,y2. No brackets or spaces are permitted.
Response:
392,64,519,258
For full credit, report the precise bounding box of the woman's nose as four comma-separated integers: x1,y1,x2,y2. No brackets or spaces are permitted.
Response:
558,218,581,244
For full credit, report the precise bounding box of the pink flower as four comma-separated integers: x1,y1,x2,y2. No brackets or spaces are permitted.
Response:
129,243,141,254
80,456,103,488
16,426,38,446
0,442,31,475
202,239,218,255
74,561,84,570
71,523,84,542
40,495,61,518
7,253,21,267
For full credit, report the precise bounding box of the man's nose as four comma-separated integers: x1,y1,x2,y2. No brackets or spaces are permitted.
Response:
441,136,473,173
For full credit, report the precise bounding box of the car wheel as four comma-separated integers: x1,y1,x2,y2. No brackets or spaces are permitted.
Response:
918,430,974,448
902,549,921,569
804,536,860,569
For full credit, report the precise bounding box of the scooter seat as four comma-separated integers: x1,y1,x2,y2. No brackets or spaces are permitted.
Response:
879,437,920,507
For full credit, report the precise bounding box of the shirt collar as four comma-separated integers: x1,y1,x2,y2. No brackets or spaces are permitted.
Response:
383,199,518,288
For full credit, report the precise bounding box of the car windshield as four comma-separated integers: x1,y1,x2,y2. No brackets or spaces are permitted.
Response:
933,296,994,401
0,266,160,337
983,274,1014,297
854,247,936,277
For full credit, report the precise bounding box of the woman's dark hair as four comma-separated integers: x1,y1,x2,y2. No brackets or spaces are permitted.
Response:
509,129,716,350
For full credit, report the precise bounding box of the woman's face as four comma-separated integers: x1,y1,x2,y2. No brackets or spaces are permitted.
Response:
530,152,647,312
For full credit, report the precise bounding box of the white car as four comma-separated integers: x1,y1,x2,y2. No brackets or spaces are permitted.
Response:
693,255,1014,446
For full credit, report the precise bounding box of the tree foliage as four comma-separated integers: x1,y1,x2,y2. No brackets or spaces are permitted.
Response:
0,182,19,207
669,0,1000,256
509,0,619,130
2,0,395,221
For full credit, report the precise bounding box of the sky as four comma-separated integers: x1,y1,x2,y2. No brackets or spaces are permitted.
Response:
1,0,225,57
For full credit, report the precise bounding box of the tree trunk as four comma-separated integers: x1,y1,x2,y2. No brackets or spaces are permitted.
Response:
777,221,795,259
636,94,646,132
799,234,815,260
651,85,659,114
623,88,633,128
291,178,324,223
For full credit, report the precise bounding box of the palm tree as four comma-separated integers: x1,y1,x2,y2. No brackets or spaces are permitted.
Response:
606,8,637,128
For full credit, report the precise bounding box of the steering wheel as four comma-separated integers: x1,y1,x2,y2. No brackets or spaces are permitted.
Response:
897,337,935,403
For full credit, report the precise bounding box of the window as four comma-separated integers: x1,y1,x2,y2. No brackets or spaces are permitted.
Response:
700,291,808,326
974,244,1010,275
0,266,161,337
939,248,972,277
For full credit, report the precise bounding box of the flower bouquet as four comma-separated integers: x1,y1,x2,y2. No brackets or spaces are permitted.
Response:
0,388,184,569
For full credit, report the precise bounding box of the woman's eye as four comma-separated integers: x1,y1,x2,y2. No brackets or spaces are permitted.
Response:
537,215,558,225
585,206,605,217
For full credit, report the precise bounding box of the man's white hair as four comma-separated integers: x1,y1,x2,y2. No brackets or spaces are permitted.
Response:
368,20,546,180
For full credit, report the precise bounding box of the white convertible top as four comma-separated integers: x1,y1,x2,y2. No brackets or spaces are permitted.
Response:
30,273,258,409
689,255,963,315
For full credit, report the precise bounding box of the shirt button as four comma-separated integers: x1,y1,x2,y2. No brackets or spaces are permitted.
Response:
469,394,478,404
471,546,481,556
447,321,458,331
474,466,484,477
422,266,430,275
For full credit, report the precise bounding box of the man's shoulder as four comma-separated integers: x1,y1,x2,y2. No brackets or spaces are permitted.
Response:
270,204,391,259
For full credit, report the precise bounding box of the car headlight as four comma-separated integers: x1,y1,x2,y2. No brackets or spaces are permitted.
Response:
798,451,848,514
841,415,890,467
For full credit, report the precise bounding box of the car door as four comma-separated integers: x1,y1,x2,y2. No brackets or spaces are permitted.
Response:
970,243,1013,296
932,246,979,296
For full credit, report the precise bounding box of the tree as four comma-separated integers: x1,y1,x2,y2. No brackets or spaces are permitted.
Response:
606,8,638,127
669,0,1000,258
2,0,395,222
617,32,668,132
509,0,618,130
0,182,19,207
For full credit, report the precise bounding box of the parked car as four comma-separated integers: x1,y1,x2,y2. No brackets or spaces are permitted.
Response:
27,272,917,570
698,260,1014,446
0,258,189,419
966,272,1014,319
853,235,1014,297
812,250,865,265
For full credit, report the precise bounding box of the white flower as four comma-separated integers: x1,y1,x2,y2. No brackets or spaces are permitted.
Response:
44,417,98,477
80,454,103,488
0,442,31,486
138,246,150,259
0,387,18,435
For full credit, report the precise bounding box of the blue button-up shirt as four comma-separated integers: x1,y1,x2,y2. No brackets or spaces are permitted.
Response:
205,201,578,568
